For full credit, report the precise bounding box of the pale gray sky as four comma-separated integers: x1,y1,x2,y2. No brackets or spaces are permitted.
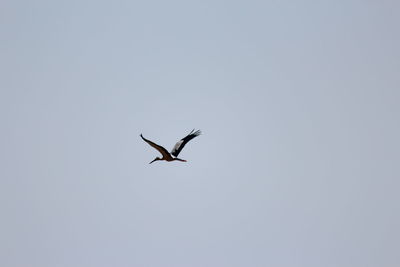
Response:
1,1,399,267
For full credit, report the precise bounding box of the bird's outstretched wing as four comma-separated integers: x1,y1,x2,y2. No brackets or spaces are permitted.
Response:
140,134,171,158
171,129,201,157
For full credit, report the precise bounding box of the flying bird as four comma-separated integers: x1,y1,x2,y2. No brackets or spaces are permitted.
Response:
140,129,201,164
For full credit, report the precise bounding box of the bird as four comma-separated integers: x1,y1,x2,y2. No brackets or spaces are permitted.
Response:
140,129,201,164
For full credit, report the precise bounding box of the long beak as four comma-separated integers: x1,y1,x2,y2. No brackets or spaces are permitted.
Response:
149,158,157,164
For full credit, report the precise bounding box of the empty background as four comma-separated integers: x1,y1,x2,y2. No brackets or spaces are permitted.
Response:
1,1,399,266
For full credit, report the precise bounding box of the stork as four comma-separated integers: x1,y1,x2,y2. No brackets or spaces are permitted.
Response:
140,129,201,164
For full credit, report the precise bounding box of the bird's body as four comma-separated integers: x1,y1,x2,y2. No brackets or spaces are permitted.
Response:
140,129,201,164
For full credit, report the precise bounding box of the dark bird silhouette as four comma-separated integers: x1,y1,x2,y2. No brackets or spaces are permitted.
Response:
140,129,201,164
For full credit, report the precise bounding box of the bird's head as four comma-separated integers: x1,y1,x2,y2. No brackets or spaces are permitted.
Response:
149,157,161,164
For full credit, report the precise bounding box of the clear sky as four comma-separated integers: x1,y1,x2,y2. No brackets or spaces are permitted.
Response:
1,1,399,267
